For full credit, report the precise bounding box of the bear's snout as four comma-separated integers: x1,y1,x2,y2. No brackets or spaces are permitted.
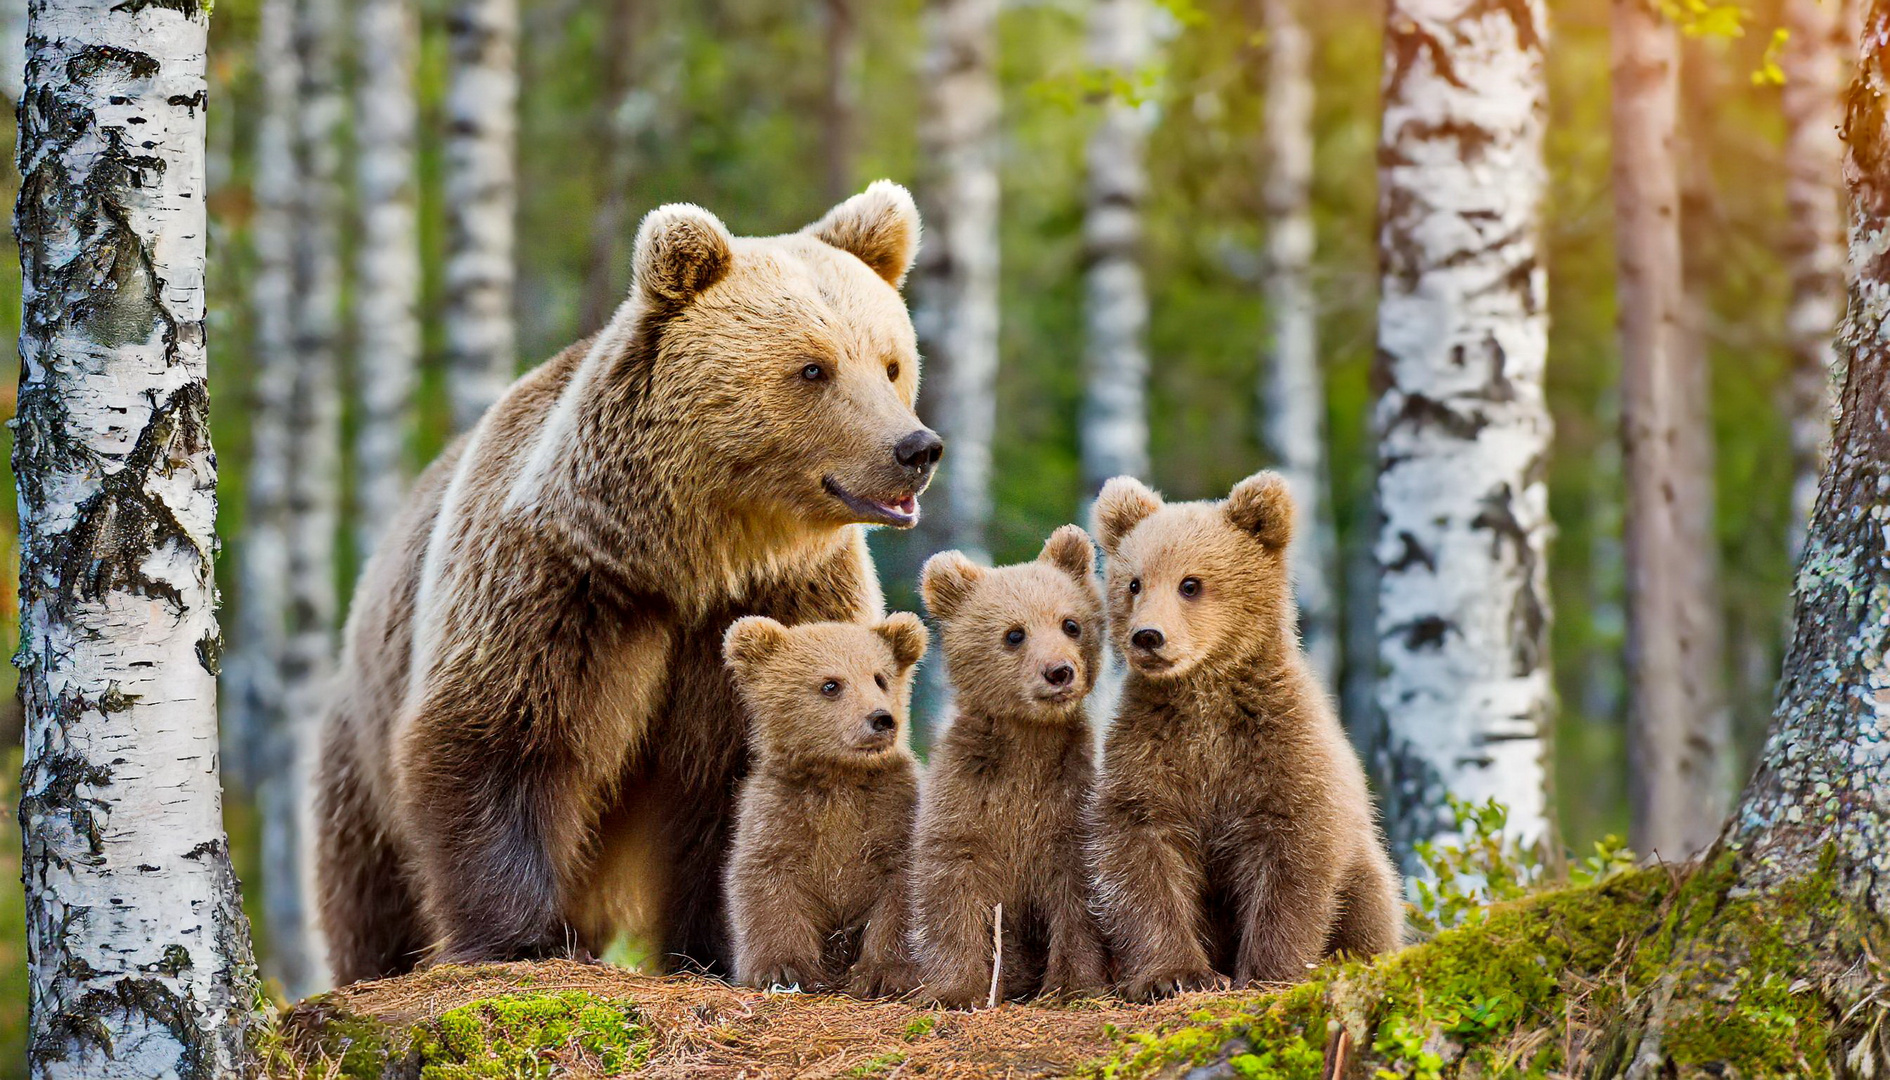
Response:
1043,662,1075,687
867,709,897,734
1131,627,1165,652
894,428,944,477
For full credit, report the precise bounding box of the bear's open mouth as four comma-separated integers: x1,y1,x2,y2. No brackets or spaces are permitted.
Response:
823,477,919,528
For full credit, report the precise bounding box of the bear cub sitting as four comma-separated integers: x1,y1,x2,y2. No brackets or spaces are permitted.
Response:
1090,471,1402,1000
722,614,928,996
911,526,1112,1006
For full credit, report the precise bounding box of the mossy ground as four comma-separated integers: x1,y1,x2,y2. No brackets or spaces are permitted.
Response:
267,864,1878,1079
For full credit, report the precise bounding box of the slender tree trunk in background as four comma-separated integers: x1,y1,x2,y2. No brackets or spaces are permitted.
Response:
578,0,643,334
1603,17,1890,1063
1080,0,1153,498
266,0,344,998
13,0,260,1067
0,0,23,101
1258,0,1338,688
1613,0,1726,860
1781,0,1850,561
1372,0,1554,862
913,0,1001,556
444,0,518,431
822,0,858,203
225,0,299,793
352,0,420,558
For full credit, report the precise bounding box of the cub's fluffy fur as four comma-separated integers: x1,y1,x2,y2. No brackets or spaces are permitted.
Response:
911,526,1111,1006
1089,472,1401,999
722,615,928,997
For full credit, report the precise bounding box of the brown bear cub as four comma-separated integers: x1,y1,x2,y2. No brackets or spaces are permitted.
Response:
911,526,1112,1006
722,613,928,996
1090,472,1402,1000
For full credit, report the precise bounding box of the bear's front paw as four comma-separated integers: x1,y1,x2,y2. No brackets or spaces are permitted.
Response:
1040,957,1109,1000
923,979,992,1010
1121,965,1224,1002
846,960,920,1000
745,963,815,992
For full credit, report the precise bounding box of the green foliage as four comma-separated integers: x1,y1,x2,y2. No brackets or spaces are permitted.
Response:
1408,797,1639,938
842,1051,909,1077
900,1014,939,1040
413,992,652,1079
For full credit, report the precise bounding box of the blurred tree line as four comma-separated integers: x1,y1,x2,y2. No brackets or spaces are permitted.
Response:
0,0,1829,1065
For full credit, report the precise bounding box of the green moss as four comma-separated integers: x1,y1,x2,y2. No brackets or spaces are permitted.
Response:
842,1051,908,1077
414,992,652,1079
901,1014,939,1040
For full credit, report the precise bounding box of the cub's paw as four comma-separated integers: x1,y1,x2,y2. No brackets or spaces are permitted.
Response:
846,961,920,999
923,980,992,1010
1122,966,1225,1002
745,963,815,992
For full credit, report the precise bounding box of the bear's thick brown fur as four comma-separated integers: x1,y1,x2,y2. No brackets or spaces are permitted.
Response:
1088,471,1402,1000
910,526,1112,1006
314,183,941,984
721,614,927,996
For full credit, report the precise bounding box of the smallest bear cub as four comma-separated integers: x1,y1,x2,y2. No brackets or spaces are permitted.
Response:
722,614,928,997
1090,471,1403,1000
911,526,1111,1007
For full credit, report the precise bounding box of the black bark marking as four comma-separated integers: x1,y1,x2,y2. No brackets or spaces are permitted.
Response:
1389,614,1457,651
109,0,202,17
1471,480,1548,675
1385,392,1488,441
31,977,210,1076
1386,531,1437,573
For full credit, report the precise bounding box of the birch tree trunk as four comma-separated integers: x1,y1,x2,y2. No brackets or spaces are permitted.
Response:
1600,16,1890,1064
1259,0,1338,688
0,0,24,101
224,0,299,793
912,0,1000,555
1780,0,1851,560
1079,0,1153,497
263,0,344,998
352,0,420,558
822,0,858,203
444,0,518,432
577,0,644,334
13,0,260,1068
1372,0,1555,862
1613,0,1727,860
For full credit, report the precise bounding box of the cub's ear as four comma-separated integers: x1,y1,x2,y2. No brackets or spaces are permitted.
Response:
803,180,921,287
876,612,929,674
633,203,734,306
1092,476,1163,556
722,616,788,675
1038,525,1097,584
1225,470,1295,549
920,550,985,622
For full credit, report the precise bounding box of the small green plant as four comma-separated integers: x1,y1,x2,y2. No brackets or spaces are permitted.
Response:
901,1014,939,1041
1408,797,1638,936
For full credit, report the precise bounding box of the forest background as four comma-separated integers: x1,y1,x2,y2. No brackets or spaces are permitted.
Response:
0,0,1826,1069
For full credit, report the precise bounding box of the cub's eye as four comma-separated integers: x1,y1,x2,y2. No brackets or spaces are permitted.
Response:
800,362,827,382
886,361,900,381
1004,628,1025,647
1179,577,1201,598
874,673,889,691
1128,578,1142,596
1062,619,1082,639
820,679,842,697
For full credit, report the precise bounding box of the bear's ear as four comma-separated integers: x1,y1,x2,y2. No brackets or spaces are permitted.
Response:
633,203,735,306
1092,476,1163,556
803,180,921,287
920,550,985,622
722,616,788,675
1038,525,1097,584
876,612,929,674
1224,470,1295,549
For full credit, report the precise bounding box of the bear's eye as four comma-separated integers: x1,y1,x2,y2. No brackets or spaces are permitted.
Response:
874,673,888,691
1179,577,1201,599
1004,628,1025,647
1062,619,1081,639
820,679,842,697
1128,578,1142,596
886,361,900,382
800,362,828,383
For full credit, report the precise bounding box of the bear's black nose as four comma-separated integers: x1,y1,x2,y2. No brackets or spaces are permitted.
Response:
1131,628,1164,652
867,710,896,733
894,428,944,473
1043,663,1075,687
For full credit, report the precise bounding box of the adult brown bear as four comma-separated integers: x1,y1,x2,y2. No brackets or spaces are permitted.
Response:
313,182,940,984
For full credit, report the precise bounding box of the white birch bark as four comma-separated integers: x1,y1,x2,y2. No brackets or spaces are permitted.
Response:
225,0,298,794
1613,0,1727,860
1372,0,1554,862
1259,0,1338,688
264,0,344,997
13,0,260,1069
912,0,1001,556
444,0,518,432
352,0,420,557
1079,0,1153,496
1780,0,1850,561
1,0,25,101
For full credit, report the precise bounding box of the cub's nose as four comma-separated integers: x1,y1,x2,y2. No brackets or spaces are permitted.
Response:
894,428,944,474
1131,628,1165,652
867,709,897,734
1043,662,1075,687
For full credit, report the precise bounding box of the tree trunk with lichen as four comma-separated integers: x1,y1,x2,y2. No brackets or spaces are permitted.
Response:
13,0,261,1070
1371,0,1555,864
